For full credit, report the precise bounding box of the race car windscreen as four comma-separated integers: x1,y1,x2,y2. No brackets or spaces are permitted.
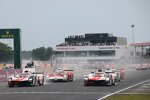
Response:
94,73,104,77
15,73,30,78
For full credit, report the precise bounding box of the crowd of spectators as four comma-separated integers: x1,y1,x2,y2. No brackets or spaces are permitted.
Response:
56,41,117,47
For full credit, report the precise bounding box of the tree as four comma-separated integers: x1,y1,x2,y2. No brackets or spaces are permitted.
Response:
22,51,32,59
0,42,13,62
144,47,150,58
32,47,53,61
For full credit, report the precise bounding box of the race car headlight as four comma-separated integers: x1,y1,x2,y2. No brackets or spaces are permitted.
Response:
63,75,67,78
28,78,33,81
84,78,88,80
106,77,110,81
84,76,89,80
8,78,12,81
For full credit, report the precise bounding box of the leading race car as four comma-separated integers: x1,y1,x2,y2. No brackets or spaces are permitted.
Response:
8,71,44,87
46,68,74,82
84,70,115,86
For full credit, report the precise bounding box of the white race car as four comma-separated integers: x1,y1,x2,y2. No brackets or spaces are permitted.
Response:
84,71,115,86
8,71,44,87
107,68,121,82
46,68,74,82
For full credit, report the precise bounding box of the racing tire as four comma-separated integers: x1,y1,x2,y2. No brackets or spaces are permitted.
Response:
121,74,125,79
8,83,14,87
84,80,89,86
116,77,120,82
39,76,44,85
70,76,74,82
70,78,73,82
51,80,55,82
32,77,37,86
37,79,41,85
112,79,116,85
41,77,44,85
107,79,112,86
71,74,74,81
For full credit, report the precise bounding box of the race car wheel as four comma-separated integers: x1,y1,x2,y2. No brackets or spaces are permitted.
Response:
41,76,44,85
84,80,89,86
32,77,37,86
70,78,73,81
107,79,112,86
8,83,14,87
120,74,125,79
112,79,116,85
37,79,41,85
37,76,44,86
70,75,74,82
39,76,44,85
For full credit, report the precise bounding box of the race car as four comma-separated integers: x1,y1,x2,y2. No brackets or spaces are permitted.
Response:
46,68,74,82
136,64,147,70
107,68,121,82
119,68,125,79
83,70,115,86
8,71,44,87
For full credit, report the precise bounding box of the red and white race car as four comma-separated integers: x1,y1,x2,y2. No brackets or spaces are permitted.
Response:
8,71,44,87
105,68,125,81
84,70,115,86
136,64,148,70
119,68,125,79
46,68,74,82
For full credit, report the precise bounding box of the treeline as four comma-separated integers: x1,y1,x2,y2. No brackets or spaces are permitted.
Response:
0,42,13,63
144,48,150,58
32,47,53,61
0,42,53,62
22,47,53,61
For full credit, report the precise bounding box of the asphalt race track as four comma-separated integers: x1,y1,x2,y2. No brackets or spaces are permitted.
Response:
0,69,150,100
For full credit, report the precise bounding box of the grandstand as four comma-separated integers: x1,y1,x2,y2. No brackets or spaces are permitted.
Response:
57,33,127,46
54,33,145,65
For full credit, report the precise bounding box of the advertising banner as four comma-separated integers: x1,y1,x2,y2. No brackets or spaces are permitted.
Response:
0,69,22,82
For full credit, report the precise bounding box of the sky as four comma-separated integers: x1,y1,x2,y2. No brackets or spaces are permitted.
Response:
0,0,150,51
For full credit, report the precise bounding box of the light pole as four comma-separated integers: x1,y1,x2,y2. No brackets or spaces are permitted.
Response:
131,24,135,59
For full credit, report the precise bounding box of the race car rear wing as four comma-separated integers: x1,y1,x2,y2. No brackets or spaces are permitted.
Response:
31,72,44,74
63,69,74,71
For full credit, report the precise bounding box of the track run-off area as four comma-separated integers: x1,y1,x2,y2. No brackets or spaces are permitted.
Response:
0,68,150,100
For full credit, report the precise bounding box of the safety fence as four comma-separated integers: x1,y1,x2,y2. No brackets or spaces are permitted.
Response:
0,69,22,82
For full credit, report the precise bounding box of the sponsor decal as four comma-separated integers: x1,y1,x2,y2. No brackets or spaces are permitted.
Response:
0,30,14,38
99,47,120,49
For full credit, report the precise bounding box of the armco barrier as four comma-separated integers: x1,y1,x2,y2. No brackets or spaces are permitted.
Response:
0,69,22,82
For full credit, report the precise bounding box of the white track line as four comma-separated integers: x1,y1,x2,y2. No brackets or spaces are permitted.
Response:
118,93,150,94
0,92,111,95
97,79,150,100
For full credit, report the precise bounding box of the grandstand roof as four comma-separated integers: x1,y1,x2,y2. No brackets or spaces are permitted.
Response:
130,42,150,47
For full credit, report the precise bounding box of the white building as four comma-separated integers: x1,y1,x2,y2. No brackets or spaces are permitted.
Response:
54,33,146,64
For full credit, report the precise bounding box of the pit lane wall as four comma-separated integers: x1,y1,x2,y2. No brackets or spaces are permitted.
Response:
0,69,22,82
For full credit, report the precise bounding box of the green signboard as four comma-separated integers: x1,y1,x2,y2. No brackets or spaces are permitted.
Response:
0,29,21,69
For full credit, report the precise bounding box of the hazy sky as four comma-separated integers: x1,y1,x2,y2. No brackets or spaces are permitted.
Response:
0,0,150,51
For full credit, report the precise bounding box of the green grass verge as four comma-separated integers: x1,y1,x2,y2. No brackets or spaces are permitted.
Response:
103,94,150,100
